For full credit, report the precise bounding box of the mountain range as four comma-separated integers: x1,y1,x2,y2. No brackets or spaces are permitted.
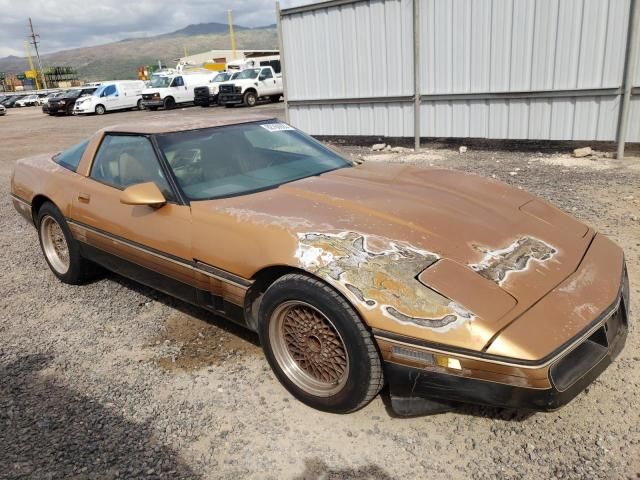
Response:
0,22,278,82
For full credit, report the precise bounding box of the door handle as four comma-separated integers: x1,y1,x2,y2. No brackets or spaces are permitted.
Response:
78,193,91,202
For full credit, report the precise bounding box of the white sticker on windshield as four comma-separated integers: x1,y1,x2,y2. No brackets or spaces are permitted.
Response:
260,123,295,132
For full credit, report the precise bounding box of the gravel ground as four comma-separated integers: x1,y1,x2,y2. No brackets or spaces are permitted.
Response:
1,106,639,480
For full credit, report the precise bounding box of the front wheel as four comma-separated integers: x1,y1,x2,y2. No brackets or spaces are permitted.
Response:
243,91,257,107
137,99,144,110
37,202,97,284
95,104,106,115
163,97,176,110
258,273,384,413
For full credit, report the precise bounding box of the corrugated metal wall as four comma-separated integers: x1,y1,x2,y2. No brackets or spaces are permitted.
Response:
281,0,639,144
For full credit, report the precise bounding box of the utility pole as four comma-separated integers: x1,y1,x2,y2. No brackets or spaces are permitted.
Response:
28,17,48,90
228,10,237,60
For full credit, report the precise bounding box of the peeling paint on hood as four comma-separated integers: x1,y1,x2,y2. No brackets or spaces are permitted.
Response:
295,231,475,331
470,236,557,285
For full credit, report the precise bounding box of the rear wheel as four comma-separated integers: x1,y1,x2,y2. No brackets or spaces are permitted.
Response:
163,97,176,110
258,273,383,413
37,202,97,284
95,104,106,115
243,91,257,107
270,95,281,103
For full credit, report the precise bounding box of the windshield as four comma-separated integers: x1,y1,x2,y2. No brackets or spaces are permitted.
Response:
66,90,82,98
213,73,231,82
156,121,350,201
150,76,172,88
234,68,260,80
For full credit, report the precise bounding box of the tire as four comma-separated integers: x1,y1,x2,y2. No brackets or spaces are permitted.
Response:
95,104,106,115
66,105,74,116
137,99,144,110
163,97,176,110
258,273,384,413
270,95,281,103
36,202,97,285
243,91,257,107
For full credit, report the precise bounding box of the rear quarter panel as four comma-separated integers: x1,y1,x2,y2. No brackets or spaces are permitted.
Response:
11,153,83,221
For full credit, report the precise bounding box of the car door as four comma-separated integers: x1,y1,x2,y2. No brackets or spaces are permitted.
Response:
258,68,276,96
171,76,188,103
70,133,196,301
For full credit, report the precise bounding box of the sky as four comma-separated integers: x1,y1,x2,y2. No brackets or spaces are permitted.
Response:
0,0,308,57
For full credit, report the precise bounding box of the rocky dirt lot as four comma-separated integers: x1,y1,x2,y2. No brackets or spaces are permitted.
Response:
1,106,639,480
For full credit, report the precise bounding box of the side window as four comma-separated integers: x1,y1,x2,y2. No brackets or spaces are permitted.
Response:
172,76,184,87
260,68,273,80
90,135,175,201
104,85,116,97
270,60,281,74
54,139,89,172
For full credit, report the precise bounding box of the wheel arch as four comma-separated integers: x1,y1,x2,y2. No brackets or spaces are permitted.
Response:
244,264,370,334
31,194,56,225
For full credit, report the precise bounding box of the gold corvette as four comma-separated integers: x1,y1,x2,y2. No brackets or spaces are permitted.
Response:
11,116,629,415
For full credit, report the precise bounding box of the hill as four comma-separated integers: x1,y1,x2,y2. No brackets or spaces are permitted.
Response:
0,24,277,82
161,22,249,37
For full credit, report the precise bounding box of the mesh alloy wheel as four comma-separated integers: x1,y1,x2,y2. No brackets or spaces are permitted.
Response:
40,215,70,275
269,300,350,397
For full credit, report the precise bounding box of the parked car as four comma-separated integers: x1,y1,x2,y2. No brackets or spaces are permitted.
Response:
73,81,146,115
9,117,629,416
3,95,27,108
45,87,97,116
194,72,238,107
217,66,283,107
0,104,6,116
14,94,41,107
141,72,216,110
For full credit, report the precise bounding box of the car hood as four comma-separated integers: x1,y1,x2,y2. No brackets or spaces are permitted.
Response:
191,163,595,352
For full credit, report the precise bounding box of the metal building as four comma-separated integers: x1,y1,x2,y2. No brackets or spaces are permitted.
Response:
278,0,640,158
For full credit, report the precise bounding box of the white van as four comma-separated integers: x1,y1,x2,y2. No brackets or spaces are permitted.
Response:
141,72,217,110
73,80,146,115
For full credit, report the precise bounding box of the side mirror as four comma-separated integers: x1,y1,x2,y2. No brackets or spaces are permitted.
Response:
120,182,166,208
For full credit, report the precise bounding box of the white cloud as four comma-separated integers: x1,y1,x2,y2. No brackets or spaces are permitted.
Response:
0,0,311,58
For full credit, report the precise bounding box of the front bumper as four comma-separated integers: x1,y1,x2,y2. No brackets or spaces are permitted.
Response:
142,99,164,108
73,104,92,114
380,266,630,414
218,93,244,105
194,94,218,106
46,104,70,114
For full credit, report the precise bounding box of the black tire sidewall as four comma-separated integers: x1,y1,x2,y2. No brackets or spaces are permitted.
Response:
36,203,88,284
258,275,379,413
244,91,257,107
164,97,175,110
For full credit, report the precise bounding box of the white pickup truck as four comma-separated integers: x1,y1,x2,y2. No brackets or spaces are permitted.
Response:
193,71,239,107
217,66,283,107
